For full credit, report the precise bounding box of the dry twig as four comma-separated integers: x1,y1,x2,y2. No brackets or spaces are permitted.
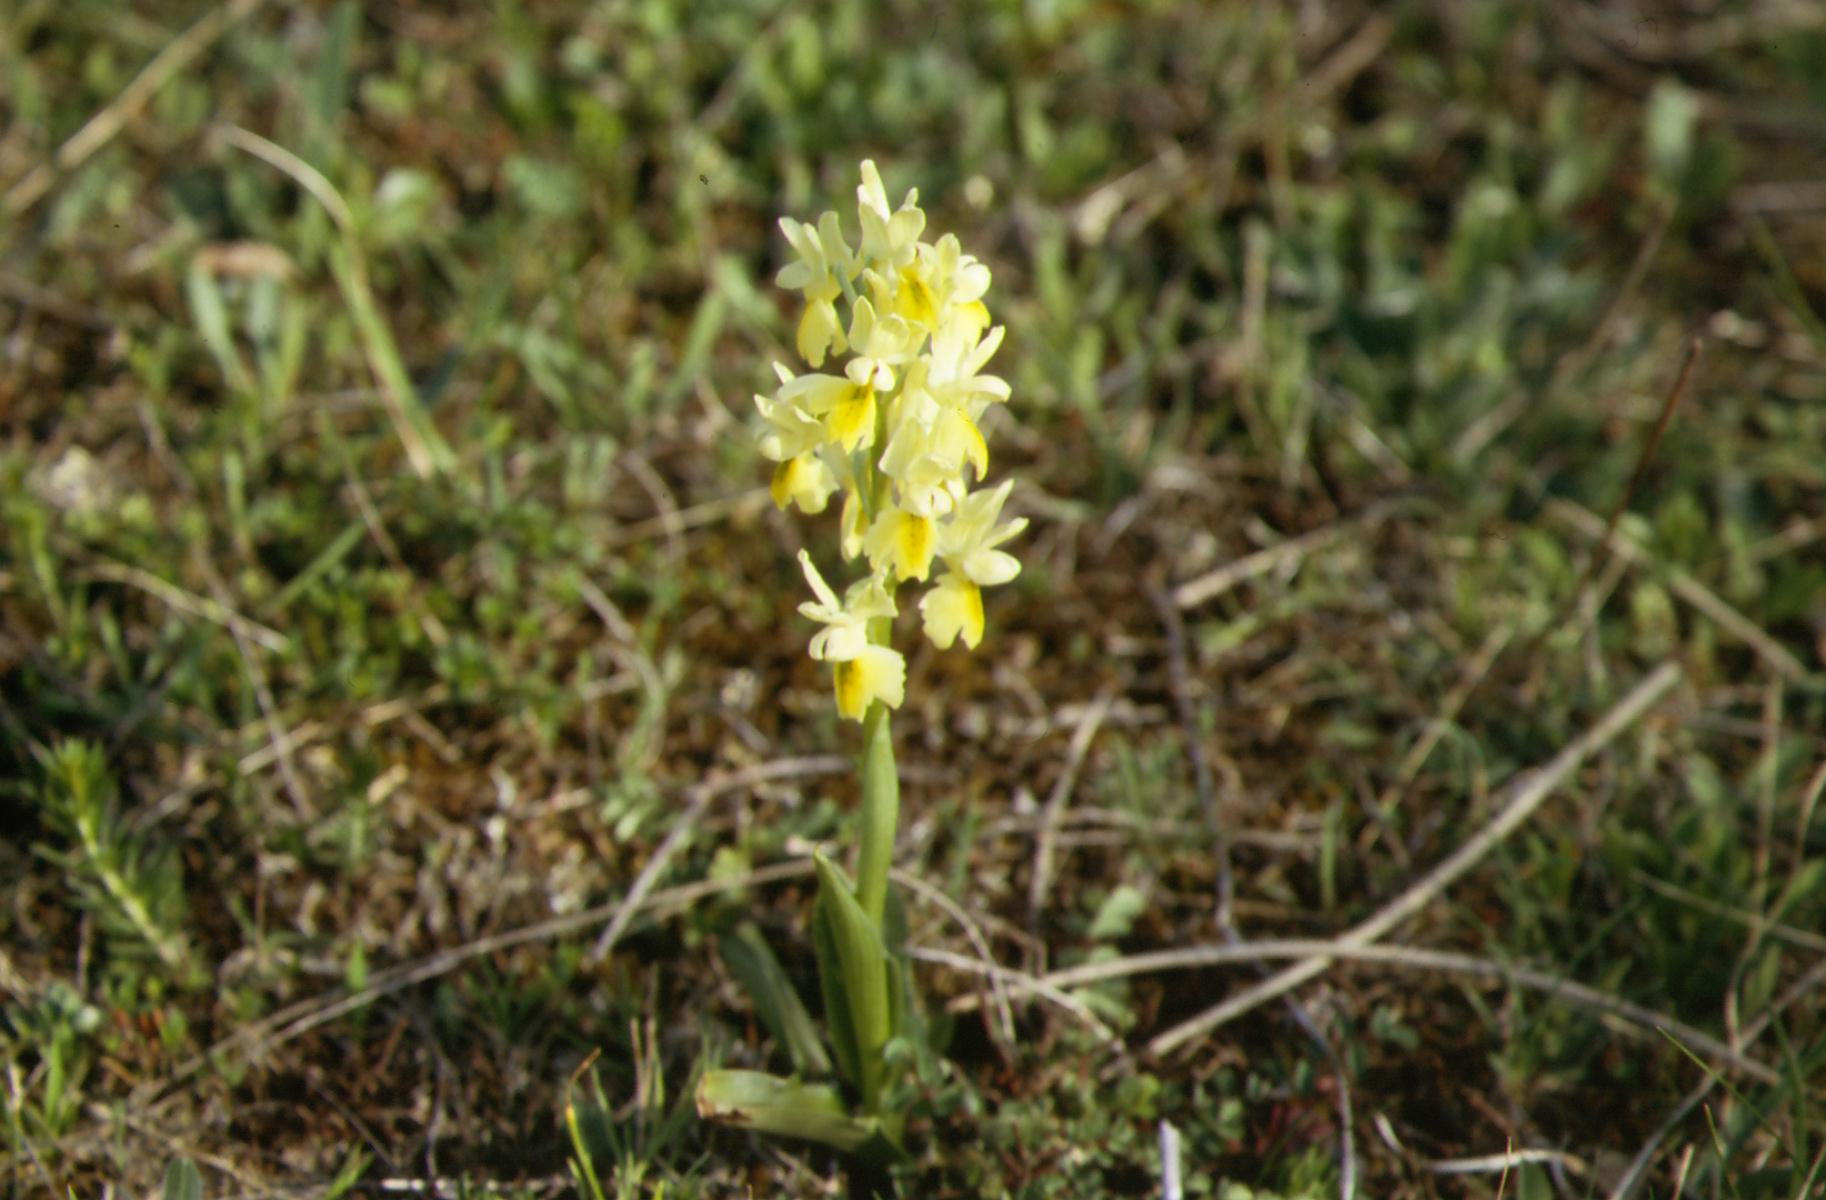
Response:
1144,661,1682,1056
1171,497,1413,610
893,870,1020,1055
3,0,266,217
1608,956,1826,1199
78,560,286,653
128,760,844,1108
1547,500,1809,683
911,946,1116,1049
1027,684,1117,922
947,932,1790,1089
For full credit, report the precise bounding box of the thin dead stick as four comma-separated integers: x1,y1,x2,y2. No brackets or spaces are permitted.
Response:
128,761,845,1108
1428,1147,1591,1178
1301,14,1395,102
324,410,450,648
125,845,1030,1121
216,123,449,478
893,870,1020,1054
943,935,1786,1088
93,1101,269,1190
1074,144,1190,246
1028,685,1116,921
199,557,314,822
1012,937,1780,1087
1741,511,1826,566
1230,218,1273,452
621,452,689,569
1547,499,1810,683
1501,336,1701,683
1171,497,1412,610
1621,748,1826,1200
1070,13,1385,248
582,754,847,962
1451,215,1678,466
574,573,669,771
1634,871,1826,954
1153,582,1356,1199
585,787,711,963
604,489,771,550
0,272,113,329
126,855,820,1112
1557,336,1700,631
1608,955,1826,1199
78,561,287,652
1725,680,1785,1051
1159,1119,1184,1200
1734,180,1826,215
912,946,1116,1048
1378,622,1516,809
1561,208,1677,392
1427,335,1702,772
1149,589,1228,922
3,0,265,217
1784,756,1826,921
1146,661,1682,1057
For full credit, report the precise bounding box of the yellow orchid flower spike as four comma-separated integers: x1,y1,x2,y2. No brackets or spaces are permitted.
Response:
710,156,1028,1177
759,161,1024,713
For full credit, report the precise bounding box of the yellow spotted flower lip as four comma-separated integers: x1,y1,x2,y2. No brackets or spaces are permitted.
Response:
831,645,906,720
797,551,907,720
761,161,1025,720
918,572,985,650
770,455,836,514
861,508,936,583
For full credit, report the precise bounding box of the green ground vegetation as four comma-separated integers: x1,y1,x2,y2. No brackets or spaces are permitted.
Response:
3,0,1826,1196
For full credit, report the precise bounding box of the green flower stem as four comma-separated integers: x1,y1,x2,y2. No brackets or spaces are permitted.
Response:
854,701,899,928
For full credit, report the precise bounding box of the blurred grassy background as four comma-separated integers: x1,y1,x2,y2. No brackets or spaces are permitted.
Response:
3,0,1826,1196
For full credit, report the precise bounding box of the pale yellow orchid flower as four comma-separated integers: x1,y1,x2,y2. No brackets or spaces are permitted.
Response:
797,551,906,720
